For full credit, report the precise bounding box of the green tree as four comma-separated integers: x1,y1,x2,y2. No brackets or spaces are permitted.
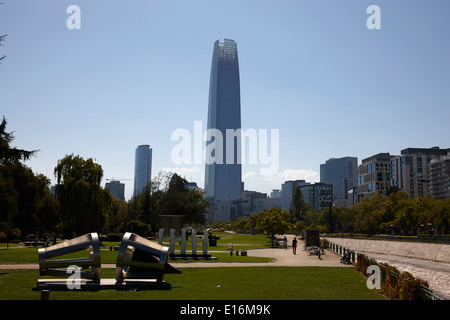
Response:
255,207,291,247
0,117,57,239
105,197,128,233
292,220,306,235
353,193,385,234
291,185,309,222
232,216,253,233
161,173,208,225
338,206,356,233
1,116,38,165
378,191,410,234
54,154,112,236
433,198,450,234
128,172,209,231
304,207,322,228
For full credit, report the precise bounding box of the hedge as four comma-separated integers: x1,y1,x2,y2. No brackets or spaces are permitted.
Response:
355,253,434,300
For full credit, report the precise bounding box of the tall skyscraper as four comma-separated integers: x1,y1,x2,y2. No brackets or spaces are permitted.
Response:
134,144,152,197
204,39,242,207
320,156,357,207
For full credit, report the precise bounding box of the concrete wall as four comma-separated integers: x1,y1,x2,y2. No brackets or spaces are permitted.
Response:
324,237,450,263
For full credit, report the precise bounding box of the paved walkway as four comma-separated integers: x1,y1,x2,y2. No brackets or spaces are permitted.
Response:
174,235,351,268
0,235,351,270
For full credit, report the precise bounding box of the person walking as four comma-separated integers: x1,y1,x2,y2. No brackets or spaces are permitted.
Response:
292,237,297,255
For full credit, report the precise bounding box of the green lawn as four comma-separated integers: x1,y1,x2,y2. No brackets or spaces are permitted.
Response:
0,267,384,300
0,232,275,264
0,247,273,264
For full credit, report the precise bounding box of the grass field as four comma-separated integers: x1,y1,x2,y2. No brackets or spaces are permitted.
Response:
0,267,384,300
0,232,274,264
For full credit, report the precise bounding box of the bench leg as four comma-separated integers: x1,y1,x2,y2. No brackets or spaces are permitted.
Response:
41,290,49,300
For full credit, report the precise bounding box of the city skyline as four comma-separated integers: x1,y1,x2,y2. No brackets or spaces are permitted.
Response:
1,1,449,200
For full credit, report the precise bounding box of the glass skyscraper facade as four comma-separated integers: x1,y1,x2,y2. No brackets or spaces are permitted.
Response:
204,39,242,205
134,144,152,197
320,156,357,207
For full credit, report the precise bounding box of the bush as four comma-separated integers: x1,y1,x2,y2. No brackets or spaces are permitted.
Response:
105,233,122,241
355,253,369,274
382,264,400,299
129,220,152,237
356,253,432,300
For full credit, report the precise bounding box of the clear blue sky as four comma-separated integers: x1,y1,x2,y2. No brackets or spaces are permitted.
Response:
1,1,449,200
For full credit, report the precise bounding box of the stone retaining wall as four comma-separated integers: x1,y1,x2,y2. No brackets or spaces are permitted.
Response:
324,237,450,263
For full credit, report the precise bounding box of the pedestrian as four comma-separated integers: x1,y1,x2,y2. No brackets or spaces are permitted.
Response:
292,237,297,255
283,236,287,249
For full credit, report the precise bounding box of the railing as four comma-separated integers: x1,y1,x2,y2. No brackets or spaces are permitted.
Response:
322,239,441,300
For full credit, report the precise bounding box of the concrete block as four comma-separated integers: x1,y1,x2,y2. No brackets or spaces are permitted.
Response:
348,239,366,251
383,241,413,257
363,240,390,254
435,244,450,263
407,243,443,261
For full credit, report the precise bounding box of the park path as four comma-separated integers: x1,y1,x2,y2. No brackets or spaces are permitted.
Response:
173,235,351,268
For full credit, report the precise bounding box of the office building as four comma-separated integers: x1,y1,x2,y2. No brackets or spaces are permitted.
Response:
391,147,448,198
281,180,310,211
105,180,125,201
320,156,357,207
429,154,450,199
134,144,152,196
204,39,242,221
270,189,281,198
356,153,393,203
300,183,333,211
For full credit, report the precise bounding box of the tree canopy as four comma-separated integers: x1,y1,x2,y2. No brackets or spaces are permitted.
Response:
127,172,209,233
0,116,58,243
255,207,291,246
0,116,38,165
54,154,112,236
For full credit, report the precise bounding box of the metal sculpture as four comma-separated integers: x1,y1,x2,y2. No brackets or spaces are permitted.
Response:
36,232,181,296
115,232,181,283
38,232,101,282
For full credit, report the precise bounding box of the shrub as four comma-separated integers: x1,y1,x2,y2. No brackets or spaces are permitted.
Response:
106,233,122,241
355,253,369,274
356,253,434,300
